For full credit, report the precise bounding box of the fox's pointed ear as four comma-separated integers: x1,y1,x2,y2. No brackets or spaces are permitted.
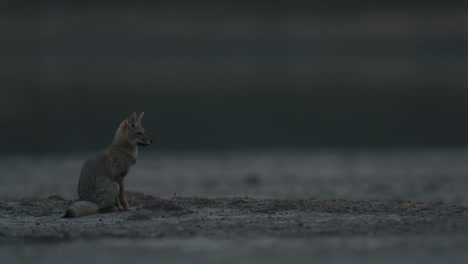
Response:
126,112,137,127
138,112,145,121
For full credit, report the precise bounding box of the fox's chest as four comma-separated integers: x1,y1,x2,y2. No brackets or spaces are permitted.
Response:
109,155,136,177
132,147,138,160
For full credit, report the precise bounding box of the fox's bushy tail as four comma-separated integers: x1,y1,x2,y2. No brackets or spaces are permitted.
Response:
64,201,99,218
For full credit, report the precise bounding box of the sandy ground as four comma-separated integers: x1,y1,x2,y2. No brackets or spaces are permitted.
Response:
3,150,468,263
3,150,468,202
2,192,468,263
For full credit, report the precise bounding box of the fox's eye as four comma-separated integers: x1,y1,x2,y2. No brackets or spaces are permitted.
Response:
136,132,142,136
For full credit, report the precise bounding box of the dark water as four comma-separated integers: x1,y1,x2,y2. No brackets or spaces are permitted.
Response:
2,149,468,202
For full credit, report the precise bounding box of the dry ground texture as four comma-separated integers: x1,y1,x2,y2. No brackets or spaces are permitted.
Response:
1,192,468,243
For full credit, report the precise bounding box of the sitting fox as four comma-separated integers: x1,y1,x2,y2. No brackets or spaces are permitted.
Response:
64,112,153,218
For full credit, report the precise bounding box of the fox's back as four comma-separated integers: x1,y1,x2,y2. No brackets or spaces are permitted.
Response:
78,152,112,200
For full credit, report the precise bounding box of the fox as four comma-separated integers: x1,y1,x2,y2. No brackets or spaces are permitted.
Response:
64,112,153,218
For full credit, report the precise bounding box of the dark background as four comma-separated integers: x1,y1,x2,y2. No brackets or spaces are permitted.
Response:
1,1,468,153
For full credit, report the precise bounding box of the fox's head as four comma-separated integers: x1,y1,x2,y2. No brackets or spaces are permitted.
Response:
115,112,153,147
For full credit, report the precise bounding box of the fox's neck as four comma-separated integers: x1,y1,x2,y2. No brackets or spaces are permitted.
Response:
111,124,138,160
110,139,138,160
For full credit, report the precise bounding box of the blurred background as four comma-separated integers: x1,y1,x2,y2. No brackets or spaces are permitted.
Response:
1,1,468,153
1,1,468,201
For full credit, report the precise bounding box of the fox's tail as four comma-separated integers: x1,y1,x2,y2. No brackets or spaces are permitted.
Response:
64,201,99,218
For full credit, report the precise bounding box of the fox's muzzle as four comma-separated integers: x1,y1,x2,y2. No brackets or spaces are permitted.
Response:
137,142,152,147
137,137,153,147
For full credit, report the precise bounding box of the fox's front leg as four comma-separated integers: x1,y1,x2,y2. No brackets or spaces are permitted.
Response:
115,176,135,211
114,197,122,211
